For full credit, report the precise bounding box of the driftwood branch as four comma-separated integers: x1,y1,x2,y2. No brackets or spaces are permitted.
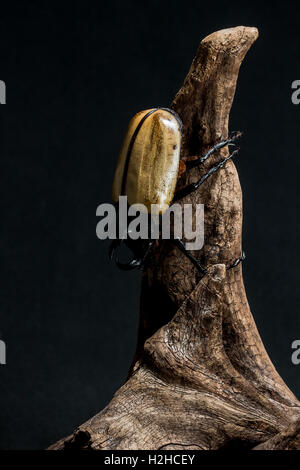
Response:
50,26,300,451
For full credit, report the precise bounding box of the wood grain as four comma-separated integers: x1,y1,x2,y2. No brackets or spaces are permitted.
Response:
49,26,300,451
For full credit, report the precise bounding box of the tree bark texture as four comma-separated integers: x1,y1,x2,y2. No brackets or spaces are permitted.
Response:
50,26,300,451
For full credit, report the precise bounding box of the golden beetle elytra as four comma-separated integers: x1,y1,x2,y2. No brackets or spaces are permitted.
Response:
110,107,245,273
112,108,182,214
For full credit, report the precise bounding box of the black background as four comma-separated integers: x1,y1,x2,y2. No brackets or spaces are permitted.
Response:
0,0,300,450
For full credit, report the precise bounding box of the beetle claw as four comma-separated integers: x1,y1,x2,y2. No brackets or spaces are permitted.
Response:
226,250,246,270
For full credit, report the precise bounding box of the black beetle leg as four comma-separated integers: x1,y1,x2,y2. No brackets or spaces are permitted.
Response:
185,131,241,170
226,250,246,270
109,239,122,260
171,238,207,275
116,257,143,271
115,240,154,271
141,240,154,264
173,148,239,202
173,239,245,274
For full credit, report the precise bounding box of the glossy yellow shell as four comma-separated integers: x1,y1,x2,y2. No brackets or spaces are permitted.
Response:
112,108,182,214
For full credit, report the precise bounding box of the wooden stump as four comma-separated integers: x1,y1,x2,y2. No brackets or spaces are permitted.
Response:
49,26,300,451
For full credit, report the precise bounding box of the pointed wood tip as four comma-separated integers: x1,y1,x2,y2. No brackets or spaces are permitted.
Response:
200,26,259,62
202,26,259,49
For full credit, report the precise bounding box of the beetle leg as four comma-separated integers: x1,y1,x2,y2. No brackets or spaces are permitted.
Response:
185,131,241,170
173,239,245,274
141,240,155,264
226,250,246,270
116,257,143,270
173,148,239,201
109,239,122,260
171,238,207,275
115,240,154,271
